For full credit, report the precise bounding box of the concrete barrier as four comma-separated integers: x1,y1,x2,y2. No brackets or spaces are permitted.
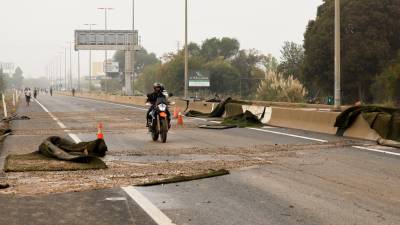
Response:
343,115,381,141
266,107,381,141
242,105,272,124
267,107,339,134
59,92,381,141
224,103,244,117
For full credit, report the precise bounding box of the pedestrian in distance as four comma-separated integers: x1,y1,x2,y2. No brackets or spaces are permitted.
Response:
50,88,53,96
24,88,32,106
33,88,38,99
72,88,75,97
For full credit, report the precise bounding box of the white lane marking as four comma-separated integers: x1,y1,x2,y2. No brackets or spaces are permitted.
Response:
248,128,329,143
34,98,81,143
262,126,276,129
105,197,127,201
68,133,82,143
122,186,176,225
352,146,400,157
75,97,147,111
57,121,67,129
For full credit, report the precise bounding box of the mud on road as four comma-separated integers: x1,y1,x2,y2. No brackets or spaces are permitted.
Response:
0,97,361,196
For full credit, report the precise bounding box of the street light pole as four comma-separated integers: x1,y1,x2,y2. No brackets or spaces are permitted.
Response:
334,0,341,110
64,47,67,90
184,0,189,99
98,7,114,93
69,41,73,90
59,53,62,90
84,24,96,92
132,0,135,95
77,50,80,91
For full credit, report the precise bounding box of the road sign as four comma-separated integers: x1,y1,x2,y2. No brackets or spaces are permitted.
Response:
189,71,210,87
75,30,138,51
104,62,119,73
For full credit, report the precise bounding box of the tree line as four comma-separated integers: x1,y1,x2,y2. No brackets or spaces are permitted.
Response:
112,0,400,105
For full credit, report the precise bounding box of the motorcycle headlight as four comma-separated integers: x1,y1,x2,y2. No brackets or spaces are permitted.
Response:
158,103,167,111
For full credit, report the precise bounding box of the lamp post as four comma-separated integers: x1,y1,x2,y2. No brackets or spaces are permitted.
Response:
84,24,97,91
184,0,189,99
334,0,341,110
132,0,135,95
98,7,114,93
77,50,80,91
64,46,67,90
69,41,73,90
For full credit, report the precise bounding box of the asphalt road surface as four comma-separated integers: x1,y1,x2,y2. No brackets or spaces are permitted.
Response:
0,93,399,225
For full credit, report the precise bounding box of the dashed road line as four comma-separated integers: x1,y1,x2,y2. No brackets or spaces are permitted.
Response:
248,128,329,143
352,146,400,157
122,186,176,225
34,98,82,143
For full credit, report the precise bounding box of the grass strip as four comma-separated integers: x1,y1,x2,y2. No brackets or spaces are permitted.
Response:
4,152,107,172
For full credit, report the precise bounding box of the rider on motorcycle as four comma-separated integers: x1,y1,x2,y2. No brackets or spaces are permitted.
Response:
146,83,171,128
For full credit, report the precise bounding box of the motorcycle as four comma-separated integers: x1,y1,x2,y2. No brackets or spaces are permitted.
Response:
147,94,172,143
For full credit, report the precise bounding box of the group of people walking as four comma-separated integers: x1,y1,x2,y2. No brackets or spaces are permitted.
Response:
24,87,53,106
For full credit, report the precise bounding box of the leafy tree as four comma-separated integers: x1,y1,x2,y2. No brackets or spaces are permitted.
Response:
231,49,265,98
113,48,160,75
262,54,279,72
371,53,400,106
220,37,241,59
200,37,240,60
188,43,201,57
205,59,240,95
277,42,304,79
11,67,24,89
303,0,400,103
135,63,162,94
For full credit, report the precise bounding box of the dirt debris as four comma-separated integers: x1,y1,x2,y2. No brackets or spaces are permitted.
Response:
0,140,358,196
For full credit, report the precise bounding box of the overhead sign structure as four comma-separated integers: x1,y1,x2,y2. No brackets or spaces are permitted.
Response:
75,30,138,51
189,71,210,87
104,62,119,73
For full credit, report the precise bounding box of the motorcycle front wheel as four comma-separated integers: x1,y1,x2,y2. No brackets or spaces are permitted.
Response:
160,119,168,143
151,121,159,141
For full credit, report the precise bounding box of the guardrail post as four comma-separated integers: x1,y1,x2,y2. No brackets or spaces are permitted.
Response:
2,93,8,118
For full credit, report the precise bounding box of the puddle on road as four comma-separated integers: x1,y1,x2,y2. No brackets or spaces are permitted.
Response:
104,154,243,163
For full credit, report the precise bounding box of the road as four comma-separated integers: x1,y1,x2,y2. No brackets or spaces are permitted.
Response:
0,93,399,225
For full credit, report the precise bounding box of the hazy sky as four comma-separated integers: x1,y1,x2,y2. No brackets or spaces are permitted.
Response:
0,0,322,78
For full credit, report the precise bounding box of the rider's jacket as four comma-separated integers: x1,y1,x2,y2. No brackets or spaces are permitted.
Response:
146,91,165,105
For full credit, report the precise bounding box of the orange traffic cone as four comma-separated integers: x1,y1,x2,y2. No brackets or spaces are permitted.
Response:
177,112,184,126
97,122,104,139
173,107,179,119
